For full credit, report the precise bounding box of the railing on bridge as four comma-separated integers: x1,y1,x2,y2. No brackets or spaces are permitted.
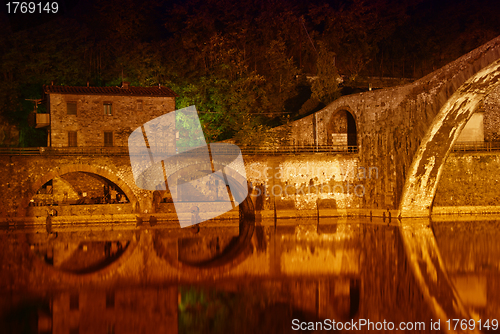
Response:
239,144,358,155
0,145,359,156
451,141,500,152
0,147,130,156
3,142,500,156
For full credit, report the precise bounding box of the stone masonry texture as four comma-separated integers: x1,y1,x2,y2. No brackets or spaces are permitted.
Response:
46,91,175,148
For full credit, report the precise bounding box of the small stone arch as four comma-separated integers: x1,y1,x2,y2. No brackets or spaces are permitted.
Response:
24,164,139,214
327,108,358,151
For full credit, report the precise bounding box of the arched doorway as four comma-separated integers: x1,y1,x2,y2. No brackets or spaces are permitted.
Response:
328,110,358,152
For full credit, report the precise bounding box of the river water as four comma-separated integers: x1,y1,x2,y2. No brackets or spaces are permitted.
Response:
0,216,498,333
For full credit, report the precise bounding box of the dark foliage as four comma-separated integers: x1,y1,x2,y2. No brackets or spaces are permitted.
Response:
1,0,499,146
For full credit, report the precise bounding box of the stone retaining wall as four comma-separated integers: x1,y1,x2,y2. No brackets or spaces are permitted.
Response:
434,152,500,207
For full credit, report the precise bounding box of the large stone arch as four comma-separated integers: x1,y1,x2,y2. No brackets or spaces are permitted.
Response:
400,59,500,217
285,36,500,211
24,164,139,214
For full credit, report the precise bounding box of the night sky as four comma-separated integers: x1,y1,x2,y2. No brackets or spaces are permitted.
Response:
1,0,500,145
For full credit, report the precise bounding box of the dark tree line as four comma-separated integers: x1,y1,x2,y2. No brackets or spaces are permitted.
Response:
1,0,499,146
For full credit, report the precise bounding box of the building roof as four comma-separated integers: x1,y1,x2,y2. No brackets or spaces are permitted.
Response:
43,84,178,97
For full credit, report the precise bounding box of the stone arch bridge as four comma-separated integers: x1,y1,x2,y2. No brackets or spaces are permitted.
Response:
284,35,500,217
2,36,500,220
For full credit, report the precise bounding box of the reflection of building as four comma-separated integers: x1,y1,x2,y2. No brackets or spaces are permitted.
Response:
39,82,177,148
50,288,178,334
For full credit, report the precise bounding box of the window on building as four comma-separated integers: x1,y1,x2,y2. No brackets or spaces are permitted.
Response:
104,131,113,147
106,291,115,309
104,102,112,115
137,100,143,110
67,102,77,115
107,324,115,334
68,131,77,147
70,293,79,310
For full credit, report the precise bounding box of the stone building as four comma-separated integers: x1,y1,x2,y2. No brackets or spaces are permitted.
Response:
30,82,178,207
38,82,178,148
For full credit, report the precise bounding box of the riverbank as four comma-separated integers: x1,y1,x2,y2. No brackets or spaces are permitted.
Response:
5,204,500,227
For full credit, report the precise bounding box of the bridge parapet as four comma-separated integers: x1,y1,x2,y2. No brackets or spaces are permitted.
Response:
0,145,359,156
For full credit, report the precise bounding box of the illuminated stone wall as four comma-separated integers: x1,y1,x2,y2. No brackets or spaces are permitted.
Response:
433,152,500,207
4,149,500,219
244,154,370,212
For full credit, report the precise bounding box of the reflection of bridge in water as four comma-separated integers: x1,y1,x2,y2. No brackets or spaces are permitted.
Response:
1,216,499,333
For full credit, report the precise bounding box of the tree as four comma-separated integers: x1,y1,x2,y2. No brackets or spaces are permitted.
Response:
312,43,341,104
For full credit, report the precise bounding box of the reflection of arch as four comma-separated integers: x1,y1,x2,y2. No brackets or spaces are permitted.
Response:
24,231,139,281
44,241,130,274
400,59,500,217
25,164,139,213
328,109,358,151
154,178,255,275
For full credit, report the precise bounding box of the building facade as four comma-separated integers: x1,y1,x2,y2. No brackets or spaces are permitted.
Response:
40,82,178,148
